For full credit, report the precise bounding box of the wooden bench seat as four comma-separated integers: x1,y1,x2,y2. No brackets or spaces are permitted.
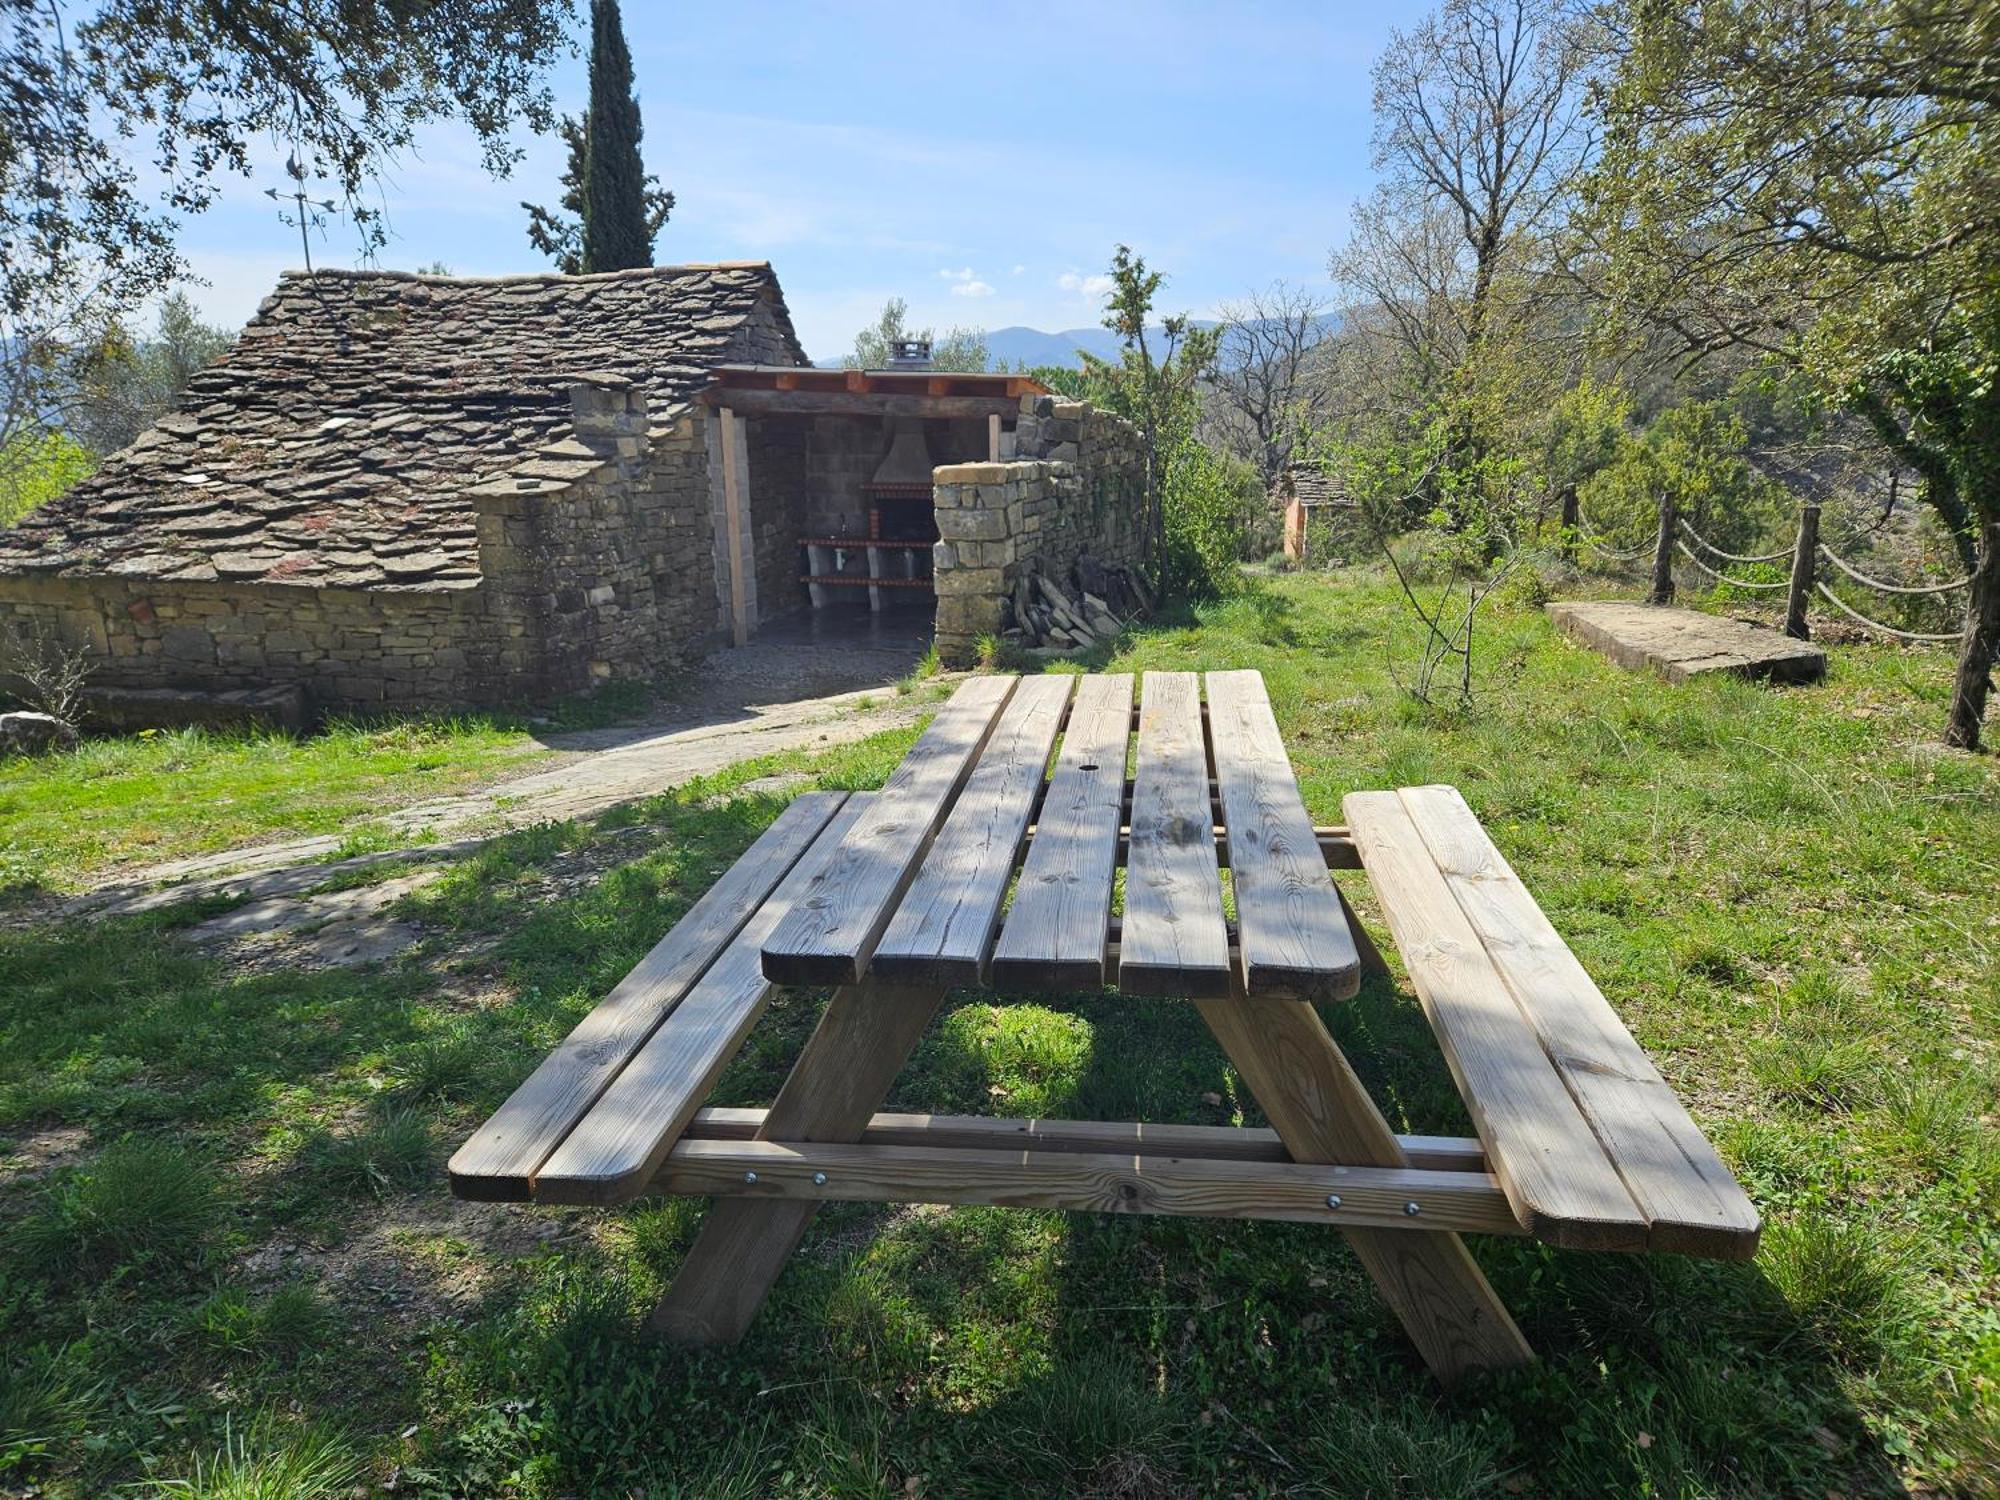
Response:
1343,785,1761,1260
448,790,863,1204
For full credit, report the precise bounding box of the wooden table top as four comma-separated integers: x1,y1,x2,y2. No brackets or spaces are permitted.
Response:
757,671,1361,1001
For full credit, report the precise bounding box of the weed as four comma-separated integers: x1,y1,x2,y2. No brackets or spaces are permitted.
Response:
1300,1397,1507,1499
8,1140,220,1277
1759,1218,1915,1366
136,1415,360,1498
300,1104,432,1197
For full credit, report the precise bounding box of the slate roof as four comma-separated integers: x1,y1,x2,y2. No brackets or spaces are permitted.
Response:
1275,462,1349,508
0,263,804,590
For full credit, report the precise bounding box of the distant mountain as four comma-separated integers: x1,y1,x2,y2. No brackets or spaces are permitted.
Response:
980,325,1133,370
984,314,1340,372
820,315,1339,372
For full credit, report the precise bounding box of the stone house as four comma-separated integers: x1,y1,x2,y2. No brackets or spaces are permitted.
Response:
0,264,1144,717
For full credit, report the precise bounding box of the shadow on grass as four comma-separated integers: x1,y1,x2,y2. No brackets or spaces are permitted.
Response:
0,773,1919,1496
397,889,1914,1496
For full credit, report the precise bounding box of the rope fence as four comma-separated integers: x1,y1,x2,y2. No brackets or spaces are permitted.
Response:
1816,544,1970,597
1676,520,1791,566
1674,539,1788,591
1563,490,1974,652
1813,582,1965,643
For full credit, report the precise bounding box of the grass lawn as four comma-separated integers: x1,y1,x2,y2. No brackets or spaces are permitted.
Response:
0,567,1994,1497
0,716,545,897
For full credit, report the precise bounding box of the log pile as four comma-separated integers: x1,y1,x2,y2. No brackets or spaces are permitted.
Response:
1003,558,1154,655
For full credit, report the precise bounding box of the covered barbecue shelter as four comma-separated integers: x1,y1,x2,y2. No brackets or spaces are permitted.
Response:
697,356,1049,642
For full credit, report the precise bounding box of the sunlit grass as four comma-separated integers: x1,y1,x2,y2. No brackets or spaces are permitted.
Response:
0,568,1992,1495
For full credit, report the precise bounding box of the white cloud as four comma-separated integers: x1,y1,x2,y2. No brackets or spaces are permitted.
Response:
938,265,976,281
950,279,995,298
1058,271,1115,297
1011,264,1026,276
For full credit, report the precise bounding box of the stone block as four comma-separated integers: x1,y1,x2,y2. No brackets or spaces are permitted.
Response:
934,566,1006,596
160,624,215,663
936,507,1011,542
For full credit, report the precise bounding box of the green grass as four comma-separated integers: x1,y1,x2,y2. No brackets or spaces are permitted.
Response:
0,717,541,895
0,567,1993,1495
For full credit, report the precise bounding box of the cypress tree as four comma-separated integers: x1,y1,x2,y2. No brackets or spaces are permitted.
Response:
522,0,675,274
579,0,652,271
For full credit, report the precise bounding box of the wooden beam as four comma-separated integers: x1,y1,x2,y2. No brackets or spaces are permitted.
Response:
700,387,1024,422
683,1107,1489,1173
988,412,1001,462
650,1138,1525,1237
719,406,749,648
1198,997,1537,1382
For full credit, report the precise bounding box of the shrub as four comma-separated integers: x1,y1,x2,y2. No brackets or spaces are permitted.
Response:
1160,435,1256,601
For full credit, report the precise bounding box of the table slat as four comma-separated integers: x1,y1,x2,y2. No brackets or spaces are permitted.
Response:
873,674,1074,986
534,793,875,1204
447,791,848,1201
989,673,1135,991
761,675,1016,985
1119,672,1232,996
1206,669,1359,1000
1396,785,1760,1258
1344,790,1650,1250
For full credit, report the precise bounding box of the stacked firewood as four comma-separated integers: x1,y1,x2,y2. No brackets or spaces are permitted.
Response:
1004,557,1154,655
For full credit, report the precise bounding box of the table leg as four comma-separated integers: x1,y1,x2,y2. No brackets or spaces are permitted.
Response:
1334,883,1392,981
1195,997,1534,1385
650,980,946,1342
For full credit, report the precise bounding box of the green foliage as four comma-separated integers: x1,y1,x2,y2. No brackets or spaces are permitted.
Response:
1,0,568,394
524,0,672,274
299,1103,432,1198
1536,376,1631,502
842,297,989,372
1578,0,2000,745
1579,400,1788,553
1081,245,1224,577
64,293,234,457
0,431,93,526
1158,430,1257,600
1300,1397,1507,1499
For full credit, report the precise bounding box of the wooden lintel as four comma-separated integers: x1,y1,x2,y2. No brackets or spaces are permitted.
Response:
650,1138,1524,1236
698,387,1024,421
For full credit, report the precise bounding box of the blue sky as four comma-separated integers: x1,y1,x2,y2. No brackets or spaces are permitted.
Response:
173,1,1430,362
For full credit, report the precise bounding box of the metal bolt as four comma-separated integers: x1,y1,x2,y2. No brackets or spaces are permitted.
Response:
1404,1200,1421,1216
812,1171,828,1186
1325,1194,1342,1210
743,1171,758,1185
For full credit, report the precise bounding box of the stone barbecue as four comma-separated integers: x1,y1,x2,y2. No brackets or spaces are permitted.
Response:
0,263,1146,718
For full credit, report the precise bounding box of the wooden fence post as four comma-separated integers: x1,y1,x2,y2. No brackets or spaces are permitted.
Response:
1559,485,1578,565
1649,492,1677,605
1785,503,1819,640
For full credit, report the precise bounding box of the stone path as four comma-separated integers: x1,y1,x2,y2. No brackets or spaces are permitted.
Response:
1548,600,1827,684
74,623,939,923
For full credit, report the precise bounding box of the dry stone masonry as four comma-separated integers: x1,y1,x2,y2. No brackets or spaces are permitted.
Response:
931,393,1145,665
0,264,807,714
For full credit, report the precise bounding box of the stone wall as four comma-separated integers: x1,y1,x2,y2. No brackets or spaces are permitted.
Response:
470,375,718,696
0,572,500,710
930,394,1144,665
0,378,726,717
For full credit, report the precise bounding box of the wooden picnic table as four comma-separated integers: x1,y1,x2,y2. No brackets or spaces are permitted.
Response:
451,671,1759,1384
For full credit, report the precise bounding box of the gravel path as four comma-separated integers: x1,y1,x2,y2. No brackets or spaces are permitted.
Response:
73,621,938,919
